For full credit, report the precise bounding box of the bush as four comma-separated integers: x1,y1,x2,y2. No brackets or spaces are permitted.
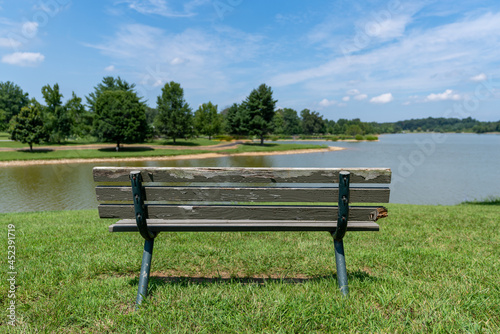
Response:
365,135,378,141
355,134,364,141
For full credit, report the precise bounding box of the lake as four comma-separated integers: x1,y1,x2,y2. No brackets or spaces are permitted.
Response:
1,133,499,213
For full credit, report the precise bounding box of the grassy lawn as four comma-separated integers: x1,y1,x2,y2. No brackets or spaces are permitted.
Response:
1,203,498,332
0,143,327,162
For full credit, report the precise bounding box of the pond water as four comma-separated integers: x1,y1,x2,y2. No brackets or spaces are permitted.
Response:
1,133,499,213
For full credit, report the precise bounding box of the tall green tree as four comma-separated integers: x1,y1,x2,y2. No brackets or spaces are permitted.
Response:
241,84,277,145
41,83,71,143
272,110,284,135
65,92,92,138
155,81,193,143
0,81,29,130
92,90,149,150
223,103,249,136
86,76,136,113
194,102,222,140
8,101,49,152
301,109,326,135
281,108,301,135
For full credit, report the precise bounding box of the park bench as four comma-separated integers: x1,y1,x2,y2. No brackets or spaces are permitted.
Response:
93,167,391,305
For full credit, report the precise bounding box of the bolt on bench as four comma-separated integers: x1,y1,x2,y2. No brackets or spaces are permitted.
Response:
93,167,391,305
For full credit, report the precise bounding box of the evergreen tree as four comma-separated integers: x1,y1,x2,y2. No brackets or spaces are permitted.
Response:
224,103,250,135
155,81,193,143
241,84,277,145
9,102,49,152
86,76,136,113
92,90,149,150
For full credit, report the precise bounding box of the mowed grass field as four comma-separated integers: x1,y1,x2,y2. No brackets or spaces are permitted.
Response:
1,203,499,333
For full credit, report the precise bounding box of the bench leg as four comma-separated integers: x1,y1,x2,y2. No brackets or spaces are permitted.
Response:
136,238,155,307
334,239,349,297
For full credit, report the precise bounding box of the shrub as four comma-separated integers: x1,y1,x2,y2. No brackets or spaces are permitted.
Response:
355,134,364,141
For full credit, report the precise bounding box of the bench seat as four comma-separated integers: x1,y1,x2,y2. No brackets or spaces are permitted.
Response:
109,219,380,232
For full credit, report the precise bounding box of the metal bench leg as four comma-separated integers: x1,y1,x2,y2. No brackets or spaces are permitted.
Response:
334,238,349,297
136,238,154,307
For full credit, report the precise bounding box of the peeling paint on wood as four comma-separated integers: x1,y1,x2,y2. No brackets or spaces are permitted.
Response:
93,167,391,184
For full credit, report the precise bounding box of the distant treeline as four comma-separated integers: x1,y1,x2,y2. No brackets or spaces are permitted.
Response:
2,78,499,151
372,117,500,134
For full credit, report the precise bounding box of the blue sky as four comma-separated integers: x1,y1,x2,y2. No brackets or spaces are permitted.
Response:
1,0,500,122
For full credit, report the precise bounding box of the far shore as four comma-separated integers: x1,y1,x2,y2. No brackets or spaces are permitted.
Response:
0,146,344,167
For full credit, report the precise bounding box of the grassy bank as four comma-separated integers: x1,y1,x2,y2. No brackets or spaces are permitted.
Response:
1,203,498,332
0,143,328,162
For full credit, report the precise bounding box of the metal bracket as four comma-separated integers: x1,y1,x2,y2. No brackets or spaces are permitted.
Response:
332,171,350,241
130,171,156,240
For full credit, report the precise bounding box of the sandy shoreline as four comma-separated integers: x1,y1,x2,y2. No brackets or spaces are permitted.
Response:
0,146,344,167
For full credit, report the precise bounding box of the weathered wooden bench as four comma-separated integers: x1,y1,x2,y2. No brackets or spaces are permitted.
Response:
93,167,391,305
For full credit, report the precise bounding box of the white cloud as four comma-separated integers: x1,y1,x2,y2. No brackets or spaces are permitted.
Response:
104,65,115,72
86,23,264,102
119,0,208,18
342,96,350,102
346,89,360,95
319,98,337,107
1,52,45,66
370,93,393,104
470,73,487,82
0,37,21,48
425,89,461,102
365,16,411,41
270,11,500,98
170,57,185,65
354,94,368,100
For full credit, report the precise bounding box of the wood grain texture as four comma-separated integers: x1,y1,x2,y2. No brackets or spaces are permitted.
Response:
98,204,381,222
108,219,380,232
93,167,391,184
95,186,390,203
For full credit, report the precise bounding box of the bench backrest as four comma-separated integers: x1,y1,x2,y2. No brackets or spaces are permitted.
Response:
93,167,391,228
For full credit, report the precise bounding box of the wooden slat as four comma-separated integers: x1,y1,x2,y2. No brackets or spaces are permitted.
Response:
108,219,380,232
93,167,391,184
96,186,390,203
98,204,382,222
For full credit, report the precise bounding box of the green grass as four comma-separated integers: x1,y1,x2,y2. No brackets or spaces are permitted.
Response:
0,143,326,162
1,203,498,332
0,137,223,149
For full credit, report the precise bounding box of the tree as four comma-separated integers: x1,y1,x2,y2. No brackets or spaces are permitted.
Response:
194,102,222,140
281,108,301,135
86,76,136,113
92,90,149,150
9,102,48,152
301,109,326,134
65,92,92,138
223,103,249,136
241,84,277,145
272,110,284,135
155,81,193,143
41,83,71,143
0,81,29,130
